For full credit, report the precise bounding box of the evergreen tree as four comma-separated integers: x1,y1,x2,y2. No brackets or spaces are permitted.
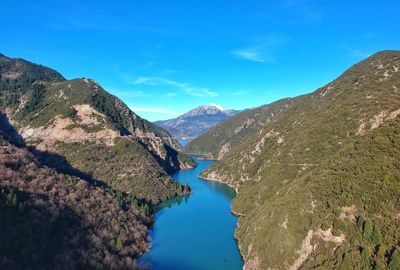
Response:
371,226,382,245
116,238,123,251
363,219,373,240
357,216,366,229
389,248,400,270
361,247,371,268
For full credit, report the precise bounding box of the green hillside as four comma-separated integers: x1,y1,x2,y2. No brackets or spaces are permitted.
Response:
197,50,400,269
0,54,194,204
0,116,151,269
184,98,295,159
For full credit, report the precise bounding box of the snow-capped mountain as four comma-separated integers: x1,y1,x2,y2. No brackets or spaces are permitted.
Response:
155,104,240,141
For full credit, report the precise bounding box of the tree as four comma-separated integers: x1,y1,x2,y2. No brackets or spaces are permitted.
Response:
371,226,382,245
184,183,191,193
115,238,123,252
340,253,351,269
363,219,373,240
140,204,150,216
357,216,366,229
6,189,17,206
389,248,400,270
361,247,371,268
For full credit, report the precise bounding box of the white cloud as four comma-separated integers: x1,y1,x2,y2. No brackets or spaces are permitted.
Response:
232,50,266,63
132,76,219,97
342,45,371,59
130,106,181,116
164,92,178,97
232,35,288,63
231,90,249,96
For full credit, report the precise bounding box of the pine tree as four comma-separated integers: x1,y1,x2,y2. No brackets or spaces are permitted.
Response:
371,226,382,245
116,238,123,251
363,219,373,240
361,247,371,268
389,248,400,270
357,216,366,229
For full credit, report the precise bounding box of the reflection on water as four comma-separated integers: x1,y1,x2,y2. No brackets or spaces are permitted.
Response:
205,179,236,199
156,195,190,211
139,157,243,270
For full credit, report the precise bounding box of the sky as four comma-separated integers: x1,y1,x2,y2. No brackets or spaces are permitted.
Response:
1,0,400,121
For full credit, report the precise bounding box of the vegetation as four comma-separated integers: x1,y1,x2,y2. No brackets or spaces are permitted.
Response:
0,53,194,204
184,98,295,159
194,50,400,269
0,53,195,268
53,138,190,204
0,124,149,269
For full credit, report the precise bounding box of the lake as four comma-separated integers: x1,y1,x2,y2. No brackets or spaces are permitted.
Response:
139,158,243,270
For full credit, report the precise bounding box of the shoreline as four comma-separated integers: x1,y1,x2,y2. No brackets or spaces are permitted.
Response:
139,157,246,269
198,173,247,269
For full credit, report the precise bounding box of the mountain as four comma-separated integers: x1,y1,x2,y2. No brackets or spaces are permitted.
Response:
0,54,195,268
155,104,240,140
188,50,400,269
0,53,195,205
0,113,150,269
184,98,295,159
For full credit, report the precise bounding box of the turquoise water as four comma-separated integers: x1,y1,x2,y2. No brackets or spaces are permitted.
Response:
139,158,243,270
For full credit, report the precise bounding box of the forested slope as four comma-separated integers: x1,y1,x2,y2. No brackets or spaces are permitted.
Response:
198,50,400,269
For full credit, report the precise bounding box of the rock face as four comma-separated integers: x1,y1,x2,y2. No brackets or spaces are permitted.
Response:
155,104,240,140
0,113,151,269
190,51,400,269
0,53,195,204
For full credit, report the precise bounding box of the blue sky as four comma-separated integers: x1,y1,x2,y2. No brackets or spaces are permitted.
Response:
1,0,399,121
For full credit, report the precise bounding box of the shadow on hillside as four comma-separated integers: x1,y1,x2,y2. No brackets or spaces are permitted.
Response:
0,112,25,146
0,111,108,189
0,188,84,270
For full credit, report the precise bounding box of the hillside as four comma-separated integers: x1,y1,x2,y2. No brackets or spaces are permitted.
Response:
0,54,194,204
0,115,151,269
197,50,400,269
184,98,295,159
155,104,239,140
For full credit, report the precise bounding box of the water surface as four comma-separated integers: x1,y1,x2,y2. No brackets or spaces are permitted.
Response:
139,158,243,270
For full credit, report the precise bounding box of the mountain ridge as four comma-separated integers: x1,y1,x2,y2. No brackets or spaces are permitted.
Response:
155,103,240,140
0,53,195,204
0,53,195,268
188,50,400,269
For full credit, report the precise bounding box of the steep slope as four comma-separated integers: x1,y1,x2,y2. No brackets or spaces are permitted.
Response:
0,116,150,269
0,54,194,204
155,104,240,140
184,98,295,159
199,50,400,269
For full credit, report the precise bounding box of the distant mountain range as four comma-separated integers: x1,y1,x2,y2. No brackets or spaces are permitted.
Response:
155,104,240,140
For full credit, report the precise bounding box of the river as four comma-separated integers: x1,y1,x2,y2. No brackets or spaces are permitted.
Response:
139,157,243,270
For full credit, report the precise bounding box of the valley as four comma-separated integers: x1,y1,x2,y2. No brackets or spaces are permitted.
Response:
1,50,400,270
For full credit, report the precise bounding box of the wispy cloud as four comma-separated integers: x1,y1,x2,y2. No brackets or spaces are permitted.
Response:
232,50,266,63
231,90,249,96
132,77,219,97
232,35,288,63
164,92,178,97
342,45,371,59
282,0,323,23
130,106,181,116
107,88,153,98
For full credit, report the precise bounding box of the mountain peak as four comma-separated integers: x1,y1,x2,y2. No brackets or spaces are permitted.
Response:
206,103,225,111
155,104,241,140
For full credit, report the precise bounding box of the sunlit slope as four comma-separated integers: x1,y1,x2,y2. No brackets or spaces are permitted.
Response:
201,50,400,269
184,98,294,159
0,54,194,204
